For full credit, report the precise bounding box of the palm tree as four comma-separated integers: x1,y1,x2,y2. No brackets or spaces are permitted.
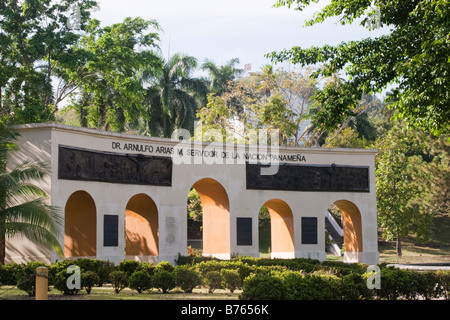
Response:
201,58,243,96
142,54,208,137
0,124,63,264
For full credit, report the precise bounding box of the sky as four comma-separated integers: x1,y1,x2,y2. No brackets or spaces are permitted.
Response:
91,0,389,75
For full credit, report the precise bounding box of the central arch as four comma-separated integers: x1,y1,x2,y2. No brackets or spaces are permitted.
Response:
192,178,230,259
125,193,159,258
264,199,294,259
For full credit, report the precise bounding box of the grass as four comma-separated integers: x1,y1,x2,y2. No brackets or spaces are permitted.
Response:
0,285,241,300
378,211,450,264
378,240,450,264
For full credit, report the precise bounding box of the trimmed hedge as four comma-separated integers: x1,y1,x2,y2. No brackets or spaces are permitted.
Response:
1,257,449,299
240,272,288,300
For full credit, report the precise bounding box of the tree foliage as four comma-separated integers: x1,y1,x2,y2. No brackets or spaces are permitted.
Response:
376,121,450,255
0,0,99,124
66,17,161,131
268,0,450,135
142,53,207,137
197,67,316,146
201,58,243,95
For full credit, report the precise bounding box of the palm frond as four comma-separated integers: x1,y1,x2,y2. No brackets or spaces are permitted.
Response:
0,160,50,206
8,159,49,182
4,222,63,258
4,199,62,236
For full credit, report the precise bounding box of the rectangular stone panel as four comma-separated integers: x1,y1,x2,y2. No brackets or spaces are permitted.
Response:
58,145,172,186
246,162,369,192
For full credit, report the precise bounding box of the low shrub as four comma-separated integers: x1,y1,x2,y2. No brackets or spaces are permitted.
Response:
74,258,100,273
205,271,223,293
340,272,374,300
174,265,202,293
109,271,129,294
436,270,450,300
95,260,115,286
238,257,320,273
53,269,80,295
152,270,176,293
82,271,100,294
16,262,48,296
319,261,367,276
136,262,155,276
75,258,114,286
406,270,441,300
374,266,443,300
49,260,75,285
118,260,141,276
0,263,23,286
220,269,241,293
240,272,288,300
154,261,175,273
283,272,342,300
196,260,255,283
129,270,153,293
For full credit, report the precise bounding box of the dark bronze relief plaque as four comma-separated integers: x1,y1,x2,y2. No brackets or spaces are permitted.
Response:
58,145,172,186
246,162,369,192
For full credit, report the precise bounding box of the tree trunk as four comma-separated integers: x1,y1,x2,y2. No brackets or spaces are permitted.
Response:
0,233,5,265
396,236,402,257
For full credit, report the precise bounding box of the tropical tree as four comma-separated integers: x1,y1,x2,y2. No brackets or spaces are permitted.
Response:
198,67,316,146
376,121,450,256
0,0,99,124
64,17,161,132
201,58,243,96
0,124,63,264
269,0,450,135
142,53,207,137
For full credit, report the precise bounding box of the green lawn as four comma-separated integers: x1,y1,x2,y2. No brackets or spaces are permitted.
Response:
0,286,241,300
377,212,450,264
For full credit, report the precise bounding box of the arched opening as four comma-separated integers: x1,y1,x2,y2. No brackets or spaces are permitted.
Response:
125,193,159,257
64,191,97,257
262,199,294,259
258,205,271,257
326,200,363,260
187,188,202,251
190,178,230,259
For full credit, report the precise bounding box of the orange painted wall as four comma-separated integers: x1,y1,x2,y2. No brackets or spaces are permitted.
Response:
64,191,97,257
193,178,230,255
335,200,363,252
265,199,294,253
125,194,159,256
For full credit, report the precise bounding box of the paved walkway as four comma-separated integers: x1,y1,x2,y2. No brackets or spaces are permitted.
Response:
388,263,450,271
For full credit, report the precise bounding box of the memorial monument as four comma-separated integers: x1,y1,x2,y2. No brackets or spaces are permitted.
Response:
5,123,379,265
